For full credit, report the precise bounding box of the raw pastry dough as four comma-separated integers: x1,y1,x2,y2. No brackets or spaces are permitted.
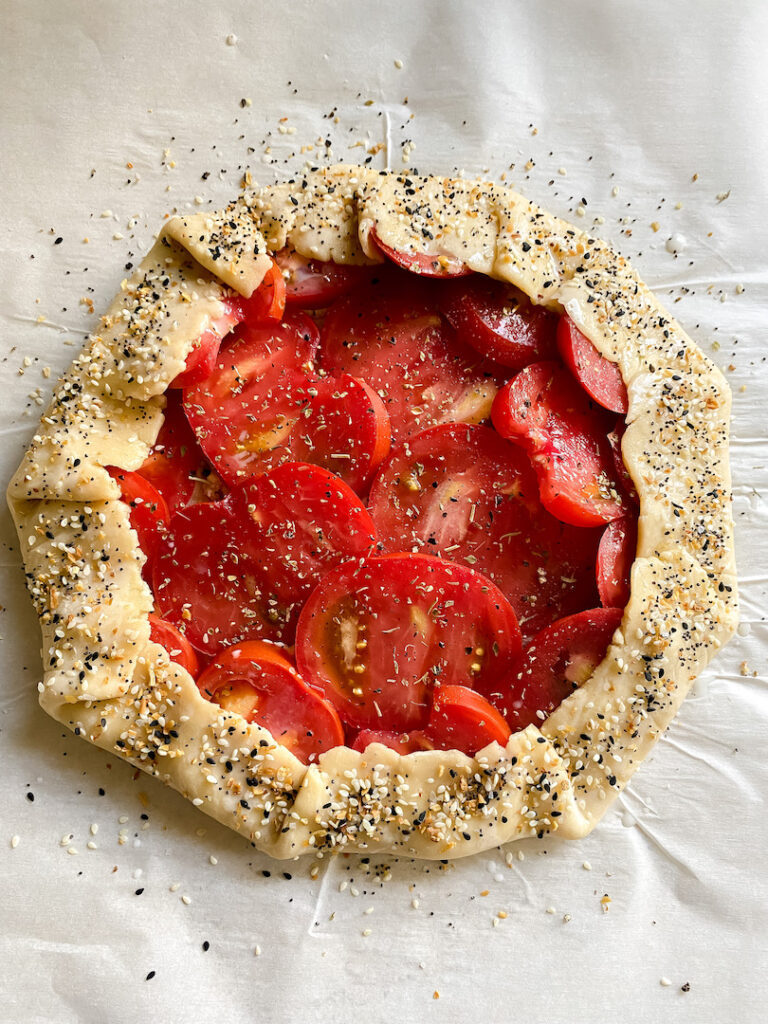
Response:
8,166,737,860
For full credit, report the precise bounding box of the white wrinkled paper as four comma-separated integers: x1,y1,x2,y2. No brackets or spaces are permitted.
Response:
1,1,766,1021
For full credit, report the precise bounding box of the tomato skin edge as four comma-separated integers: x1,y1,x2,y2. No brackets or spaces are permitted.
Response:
148,614,200,678
369,228,473,278
441,278,559,369
501,606,624,731
238,260,287,322
491,363,626,528
556,315,629,415
196,640,345,764
596,516,637,609
423,684,512,756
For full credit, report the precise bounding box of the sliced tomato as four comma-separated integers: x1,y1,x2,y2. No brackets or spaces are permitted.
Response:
197,640,344,764
170,295,244,389
295,553,522,732
138,392,208,513
108,467,170,580
148,613,199,677
369,228,473,278
240,462,378,635
422,685,511,755
596,516,637,609
153,497,269,654
497,607,623,730
368,422,602,639
492,361,625,528
441,277,558,368
556,315,628,414
320,275,503,442
153,463,377,654
607,418,638,505
183,312,319,486
276,248,372,308
351,729,423,755
238,259,287,323
291,374,391,494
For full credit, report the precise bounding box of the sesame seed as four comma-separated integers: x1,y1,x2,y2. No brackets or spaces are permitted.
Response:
10,835,19,849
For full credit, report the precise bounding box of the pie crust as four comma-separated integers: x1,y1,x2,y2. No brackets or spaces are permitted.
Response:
8,165,738,860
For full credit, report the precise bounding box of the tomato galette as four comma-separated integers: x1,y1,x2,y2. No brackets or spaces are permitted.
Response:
8,166,737,860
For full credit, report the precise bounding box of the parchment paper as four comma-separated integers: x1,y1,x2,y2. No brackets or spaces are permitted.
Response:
1,2,766,1021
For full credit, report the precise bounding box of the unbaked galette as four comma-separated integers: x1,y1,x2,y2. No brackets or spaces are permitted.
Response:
7,166,737,860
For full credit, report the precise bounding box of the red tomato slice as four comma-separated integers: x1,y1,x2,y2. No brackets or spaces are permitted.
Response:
369,228,473,278
153,463,377,654
596,516,637,609
492,361,626,528
422,684,511,755
138,392,208,513
351,729,423,755
108,468,170,580
498,607,623,730
556,315,628,414
290,374,391,494
441,277,558,369
240,462,378,631
276,248,372,308
197,641,344,764
183,312,319,486
153,497,271,653
320,275,503,442
170,295,244,389
368,422,602,639
295,553,522,732
238,259,287,323
148,613,200,677
607,418,638,505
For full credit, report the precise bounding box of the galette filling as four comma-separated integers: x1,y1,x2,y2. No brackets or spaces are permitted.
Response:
112,247,637,764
